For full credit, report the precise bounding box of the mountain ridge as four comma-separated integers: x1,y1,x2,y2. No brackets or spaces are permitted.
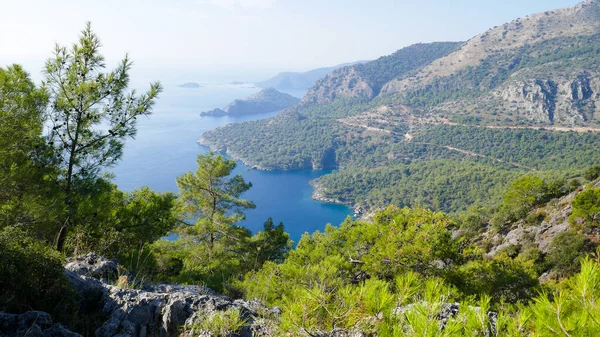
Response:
255,61,365,90
200,87,300,116
199,0,600,216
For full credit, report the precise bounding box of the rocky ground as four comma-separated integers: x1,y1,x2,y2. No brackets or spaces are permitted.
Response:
0,252,499,337
1,253,278,337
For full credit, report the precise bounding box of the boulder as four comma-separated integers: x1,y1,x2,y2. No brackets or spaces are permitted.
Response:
62,255,276,337
64,253,118,281
0,311,81,337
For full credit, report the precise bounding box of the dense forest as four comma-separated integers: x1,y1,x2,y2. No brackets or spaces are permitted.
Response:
3,16,600,337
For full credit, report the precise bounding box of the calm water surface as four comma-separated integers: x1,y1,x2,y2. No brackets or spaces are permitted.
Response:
112,84,352,243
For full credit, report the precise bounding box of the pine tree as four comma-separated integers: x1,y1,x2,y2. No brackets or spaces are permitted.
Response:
43,23,162,251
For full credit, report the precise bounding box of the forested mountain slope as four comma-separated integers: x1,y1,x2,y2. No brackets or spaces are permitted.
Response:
200,0,600,215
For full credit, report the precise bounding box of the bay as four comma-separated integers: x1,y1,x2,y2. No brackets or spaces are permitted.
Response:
112,84,352,243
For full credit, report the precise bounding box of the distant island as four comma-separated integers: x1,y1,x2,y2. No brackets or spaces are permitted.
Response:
178,82,202,88
256,61,366,90
229,81,246,85
200,88,300,116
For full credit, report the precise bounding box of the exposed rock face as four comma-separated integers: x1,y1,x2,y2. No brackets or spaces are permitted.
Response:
494,74,600,125
200,88,300,116
382,0,600,94
65,252,118,282
301,66,374,105
61,259,277,337
0,311,82,337
488,180,600,260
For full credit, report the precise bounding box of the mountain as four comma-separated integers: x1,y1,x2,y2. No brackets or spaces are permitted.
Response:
200,88,300,116
255,62,364,90
200,0,600,213
300,42,462,105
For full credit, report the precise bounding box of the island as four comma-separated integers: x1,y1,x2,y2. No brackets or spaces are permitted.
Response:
178,82,202,88
200,87,300,116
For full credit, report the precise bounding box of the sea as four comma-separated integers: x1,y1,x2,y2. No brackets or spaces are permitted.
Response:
111,83,352,243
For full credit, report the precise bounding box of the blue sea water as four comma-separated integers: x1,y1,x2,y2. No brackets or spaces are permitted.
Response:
111,84,352,243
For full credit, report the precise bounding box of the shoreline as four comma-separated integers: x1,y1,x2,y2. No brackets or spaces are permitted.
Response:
198,135,361,215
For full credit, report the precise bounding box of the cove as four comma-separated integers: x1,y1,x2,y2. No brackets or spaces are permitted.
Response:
112,84,352,243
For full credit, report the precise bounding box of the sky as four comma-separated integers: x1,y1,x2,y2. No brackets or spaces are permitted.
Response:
0,0,584,83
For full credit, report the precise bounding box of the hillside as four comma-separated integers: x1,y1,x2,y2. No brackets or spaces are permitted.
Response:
300,42,462,105
255,62,363,90
200,0,600,215
200,88,300,116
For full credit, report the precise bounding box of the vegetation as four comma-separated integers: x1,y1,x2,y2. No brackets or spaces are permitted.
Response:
4,8,600,337
191,308,248,337
570,187,600,227
149,152,291,294
0,227,77,322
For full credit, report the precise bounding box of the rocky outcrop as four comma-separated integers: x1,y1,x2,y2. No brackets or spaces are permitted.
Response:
494,74,600,125
0,311,82,337
382,0,600,94
301,66,374,105
200,88,300,116
65,252,119,282
488,180,600,259
61,255,277,337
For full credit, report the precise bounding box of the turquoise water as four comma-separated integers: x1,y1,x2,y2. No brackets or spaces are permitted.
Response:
112,84,352,243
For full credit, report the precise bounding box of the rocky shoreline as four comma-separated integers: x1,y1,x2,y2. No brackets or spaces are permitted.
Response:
309,180,365,217
199,136,365,217
197,137,276,171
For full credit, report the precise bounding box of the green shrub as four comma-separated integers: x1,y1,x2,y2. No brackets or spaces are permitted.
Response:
191,308,248,337
584,165,600,181
525,211,547,227
546,230,589,276
0,227,78,323
570,188,600,228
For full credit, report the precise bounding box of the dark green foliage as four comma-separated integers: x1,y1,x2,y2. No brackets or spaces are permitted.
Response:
150,153,291,294
418,125,600,171
316,160,521,213
44,23,162,251
546,230,589,275
242,207,463,305
0,65,61,239
65,180,178,257
584,165,600,181
450,254,539,303
0,227,77,322
570,188,600,228
249,217,292,265
525,211,547,227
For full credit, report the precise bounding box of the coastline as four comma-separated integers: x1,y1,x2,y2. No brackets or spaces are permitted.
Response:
197,136,276,171
309,179,364,217
198,135,361,216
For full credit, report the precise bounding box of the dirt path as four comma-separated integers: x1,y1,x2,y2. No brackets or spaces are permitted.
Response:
337,119,391,134
415,142,536,170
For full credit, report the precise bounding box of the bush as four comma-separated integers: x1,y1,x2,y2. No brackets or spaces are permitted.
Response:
0,227,78,322
570,188,600,228
584,165,600,181
546,230,589,276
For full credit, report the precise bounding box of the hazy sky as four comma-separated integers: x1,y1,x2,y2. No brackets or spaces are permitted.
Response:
0,0,583,82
